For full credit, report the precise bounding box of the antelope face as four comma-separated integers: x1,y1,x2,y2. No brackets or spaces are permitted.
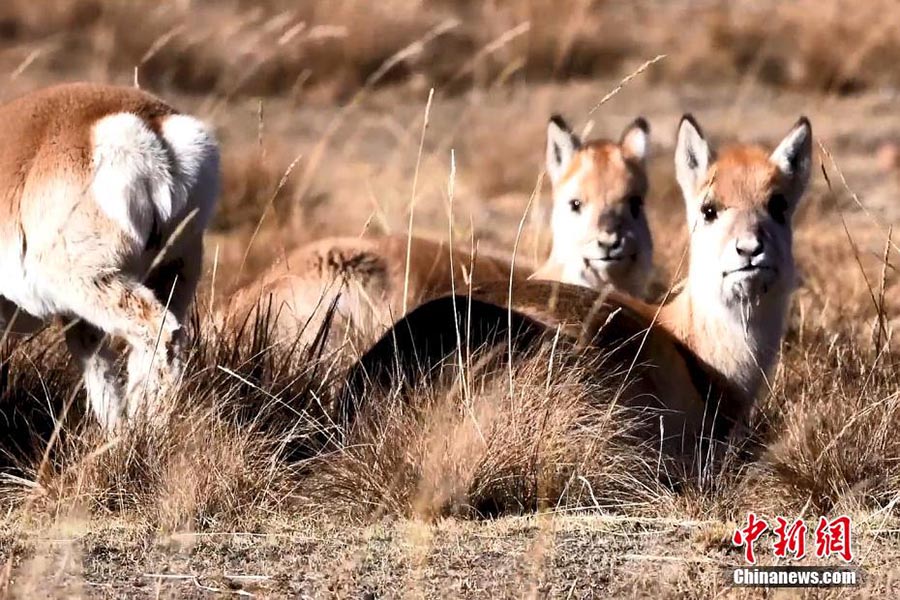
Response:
545,115,653,296
675,115,812,308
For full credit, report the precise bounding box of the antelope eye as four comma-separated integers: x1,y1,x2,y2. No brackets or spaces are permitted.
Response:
700,202,718,223
628,195,643,218
768,193,789,225
569,198,582,213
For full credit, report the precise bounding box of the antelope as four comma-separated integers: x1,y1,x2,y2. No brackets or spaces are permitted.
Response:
225,115,656,349
0,83,219,429
530,115,654,297
342,114,813,457
224,234,529,349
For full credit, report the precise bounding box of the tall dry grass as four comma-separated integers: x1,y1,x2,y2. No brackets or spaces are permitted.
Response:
305,344,664,521
1,0,899,102
0,313,334,532
0,261,896,534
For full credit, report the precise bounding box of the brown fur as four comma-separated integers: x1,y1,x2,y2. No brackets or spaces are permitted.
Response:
702,145,782,210
556,141,648,204
460,281,722,431
226,234,531,348
346,116,814,461
341,279,725,456
0,83,219,428
0,83,176,238
535,121,654,297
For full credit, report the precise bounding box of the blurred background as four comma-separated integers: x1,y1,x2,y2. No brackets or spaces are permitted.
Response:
0,0,896,314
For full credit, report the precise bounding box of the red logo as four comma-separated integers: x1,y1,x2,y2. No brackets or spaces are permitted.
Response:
772,517,807,559
732,514,853,564
732,513,768,564
814,516,853,562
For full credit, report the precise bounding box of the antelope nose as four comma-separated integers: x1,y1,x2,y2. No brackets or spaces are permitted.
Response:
597,231,623,255
735,234,764,258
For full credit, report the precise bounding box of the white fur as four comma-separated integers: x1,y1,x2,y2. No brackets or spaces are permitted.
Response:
159,114,220,231
546,119,580,185
0,179,90,319
537,117,654,298
91,113,177,244
770,119,813,206
669,115,812,413
675,118,712,209
680,270,791,402
0,103,219,431
82,356,121,430
620,124,649,162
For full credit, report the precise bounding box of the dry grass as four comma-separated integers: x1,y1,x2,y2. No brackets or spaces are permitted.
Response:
2,283,899,594
304,346,663,521
748,318,900,516
0,0,899,597
0,320,329,531
2,0,900,101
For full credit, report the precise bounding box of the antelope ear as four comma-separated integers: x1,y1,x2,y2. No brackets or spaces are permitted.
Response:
770,116,812,199
620,117,650,163
674,114,712,206
546,114,581,186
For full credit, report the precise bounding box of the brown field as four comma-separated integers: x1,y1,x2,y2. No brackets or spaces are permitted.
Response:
0,0,899,598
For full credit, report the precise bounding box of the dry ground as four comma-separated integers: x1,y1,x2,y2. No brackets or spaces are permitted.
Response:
0,1,899,598
5,516,900,598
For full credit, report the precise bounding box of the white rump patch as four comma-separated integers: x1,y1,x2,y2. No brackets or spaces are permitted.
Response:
91,113,176,244
159,114,220,231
